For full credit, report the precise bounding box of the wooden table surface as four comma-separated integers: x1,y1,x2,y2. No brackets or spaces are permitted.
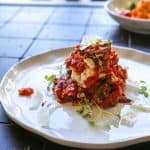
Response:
0,1,150,150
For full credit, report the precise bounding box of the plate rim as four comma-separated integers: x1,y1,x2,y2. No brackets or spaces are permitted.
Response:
0,46,150,149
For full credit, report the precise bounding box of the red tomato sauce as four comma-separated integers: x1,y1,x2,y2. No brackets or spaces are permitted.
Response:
53,41,130,108
18,87,34,96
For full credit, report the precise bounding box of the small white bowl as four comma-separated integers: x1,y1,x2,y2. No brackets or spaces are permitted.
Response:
104,0,150,34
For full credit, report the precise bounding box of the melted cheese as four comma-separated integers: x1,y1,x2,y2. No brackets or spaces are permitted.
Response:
71,58,95,88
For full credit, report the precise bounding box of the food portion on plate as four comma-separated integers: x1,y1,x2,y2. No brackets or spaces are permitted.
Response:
118,0,150,19
14,36,150,128
0,35,150,148
105,0,150,34
45,37,133,126
42,37,150,127
53,39,130,108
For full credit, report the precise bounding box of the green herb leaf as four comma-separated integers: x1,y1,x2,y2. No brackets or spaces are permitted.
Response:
90,38,100,46
56,64,65,74
140,90,149,97
140,86,147,91
88,119,96,127
138,81,149,98
126,0,138,10
116,113,121,120
44,74,56,84
75,102,96,126
140,80,146,83
107,39,112,45
76,106,84,114
82,105,93,118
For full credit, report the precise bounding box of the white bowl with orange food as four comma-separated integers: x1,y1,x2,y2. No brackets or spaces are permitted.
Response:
105,0,150,34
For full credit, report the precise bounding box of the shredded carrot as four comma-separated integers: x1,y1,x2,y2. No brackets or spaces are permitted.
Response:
131,0,150,19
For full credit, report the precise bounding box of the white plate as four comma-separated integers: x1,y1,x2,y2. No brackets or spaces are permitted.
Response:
0,46,150,149
105,0,150,34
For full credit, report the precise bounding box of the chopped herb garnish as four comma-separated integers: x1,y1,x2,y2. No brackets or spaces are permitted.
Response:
44,74,56,92
126,0,138,10
76,105,84,114
90,38,100,46
139,89,149,97
44,74,56,84
75,99,123,127
75,102,96,125
107,39,112,45
140,80,146,83
126,66,129,69
144,92,149,97
47,86,50,91
56,64,65,74
140,86,147,91
116,113,121,120
88,119,96,127
104,122,111,130
82,105,93,118
138,80,149,98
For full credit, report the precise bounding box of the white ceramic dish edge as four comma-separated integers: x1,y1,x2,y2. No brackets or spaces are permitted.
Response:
104,0,150,34
0,46,150,149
